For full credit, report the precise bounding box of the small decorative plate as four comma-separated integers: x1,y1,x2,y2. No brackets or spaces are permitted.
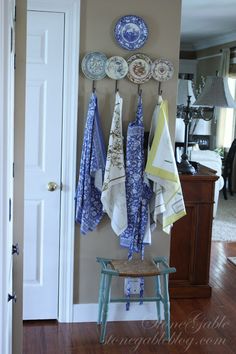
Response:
151,59,174,81
105,56,128,80
127,53,152,84
81,52,107,80
114,15,148,51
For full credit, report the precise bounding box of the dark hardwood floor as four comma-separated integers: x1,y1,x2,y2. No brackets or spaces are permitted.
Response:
23,242,236,354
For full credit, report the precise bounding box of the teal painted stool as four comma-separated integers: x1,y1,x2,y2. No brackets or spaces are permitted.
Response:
96,257,176,344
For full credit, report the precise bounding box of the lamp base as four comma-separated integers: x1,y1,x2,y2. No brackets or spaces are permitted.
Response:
177,159,197,175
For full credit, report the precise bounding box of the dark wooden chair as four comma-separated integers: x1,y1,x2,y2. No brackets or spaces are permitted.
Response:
223,139,236,200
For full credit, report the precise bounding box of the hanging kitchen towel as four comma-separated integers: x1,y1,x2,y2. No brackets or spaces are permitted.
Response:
75,92,106,235
148,95,163,149
146,95,162,232
101,92,127,235
145,100,186,234
120,95,153,258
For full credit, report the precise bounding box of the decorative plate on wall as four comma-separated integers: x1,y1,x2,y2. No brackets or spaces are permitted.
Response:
127,53,152,84
81,52,107,80
105,56,128,80
114,15,148,51
151,58,174,81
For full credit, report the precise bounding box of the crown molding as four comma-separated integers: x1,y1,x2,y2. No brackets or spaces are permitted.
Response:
180,43,195,51
193,31,236,50
180,31,236,52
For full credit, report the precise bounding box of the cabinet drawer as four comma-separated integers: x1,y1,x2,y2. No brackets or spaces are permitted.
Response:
181,180,215,203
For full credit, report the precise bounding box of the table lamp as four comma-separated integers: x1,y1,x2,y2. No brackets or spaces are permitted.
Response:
176,76,236,174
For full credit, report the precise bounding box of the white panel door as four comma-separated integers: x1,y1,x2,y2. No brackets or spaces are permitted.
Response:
23,11,64,320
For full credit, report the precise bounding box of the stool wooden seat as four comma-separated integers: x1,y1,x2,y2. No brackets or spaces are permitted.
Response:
96,257,176,344
110,259,161,277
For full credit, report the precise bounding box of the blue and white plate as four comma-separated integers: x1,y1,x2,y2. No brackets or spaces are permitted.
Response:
114,15,148,51
105,56,128,80
81,52,107,80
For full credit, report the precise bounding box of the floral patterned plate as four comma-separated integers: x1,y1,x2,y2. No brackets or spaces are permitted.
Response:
114,15,148,51
81,52,107,80
127,53,152,84
105,56,128,80
151,58,174,81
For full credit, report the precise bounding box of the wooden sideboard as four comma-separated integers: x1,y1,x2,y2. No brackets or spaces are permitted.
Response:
169,164,218,298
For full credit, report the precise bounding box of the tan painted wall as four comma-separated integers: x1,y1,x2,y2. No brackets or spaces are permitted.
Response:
196,41,236,59
74,0,182,303
197,56,221,84
196,40,236,85
13,0,26,352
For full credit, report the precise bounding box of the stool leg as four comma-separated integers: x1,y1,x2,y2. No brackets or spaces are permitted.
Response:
97,273,105,325
100,274,112,344
155,275,161,322
229,172,233,196
163,274,170,342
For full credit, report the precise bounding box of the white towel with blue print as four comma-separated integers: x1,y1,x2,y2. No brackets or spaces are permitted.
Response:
120,95,153,258
120,95,153,310
101,92,127,235
75,93,106,234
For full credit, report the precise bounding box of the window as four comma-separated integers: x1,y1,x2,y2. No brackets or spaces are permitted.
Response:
223,78,236,148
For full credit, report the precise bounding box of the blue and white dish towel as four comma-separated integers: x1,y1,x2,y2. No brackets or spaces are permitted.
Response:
75,93,106,235
120,95,153,259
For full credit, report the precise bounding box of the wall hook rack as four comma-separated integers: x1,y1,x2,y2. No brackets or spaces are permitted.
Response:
115,80,119,93
137,84,142,96
92,80,96,93
158,81,162,96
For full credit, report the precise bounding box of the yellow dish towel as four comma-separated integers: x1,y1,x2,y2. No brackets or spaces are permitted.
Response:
145,100,186,234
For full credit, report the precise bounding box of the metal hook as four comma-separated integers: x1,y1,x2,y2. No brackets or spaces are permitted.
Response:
138,84,142,96
115,80,119,93
158,81,162,96
92,80,96,93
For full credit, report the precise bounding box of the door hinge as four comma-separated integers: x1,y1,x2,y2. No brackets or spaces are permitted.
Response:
9,198,12,222
14,5,16,21
8,292,17,303
12,243,20,256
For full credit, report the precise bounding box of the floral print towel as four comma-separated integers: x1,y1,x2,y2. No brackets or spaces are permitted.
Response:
101,92,127,235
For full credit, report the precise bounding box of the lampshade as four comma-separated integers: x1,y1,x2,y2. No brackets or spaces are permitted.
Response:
194,76,236,108
189,119,212,136
177,79,196,105
175,118,185,142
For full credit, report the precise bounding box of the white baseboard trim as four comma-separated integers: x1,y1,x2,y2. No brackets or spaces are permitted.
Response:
73,303,164,323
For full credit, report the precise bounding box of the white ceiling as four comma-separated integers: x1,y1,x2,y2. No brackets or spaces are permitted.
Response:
181,0,236,50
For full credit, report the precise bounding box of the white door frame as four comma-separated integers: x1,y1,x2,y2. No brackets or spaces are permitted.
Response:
0,1,8,349
27,0,80,322
1,0,15,352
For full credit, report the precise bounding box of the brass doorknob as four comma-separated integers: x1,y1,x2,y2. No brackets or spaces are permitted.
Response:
47,182,58,192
